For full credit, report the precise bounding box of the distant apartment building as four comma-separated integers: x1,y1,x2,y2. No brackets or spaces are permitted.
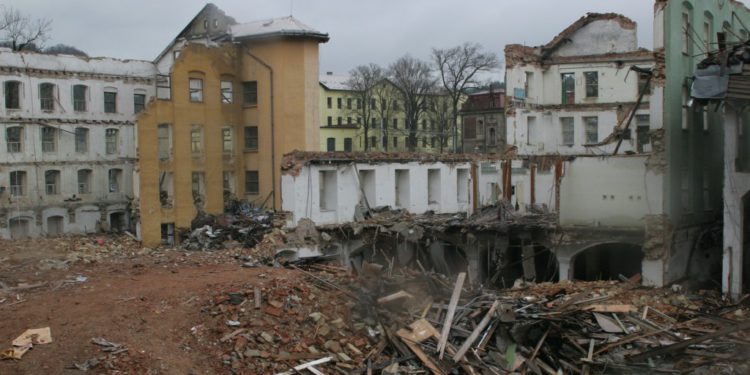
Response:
318,74,456,153
461,88,506,154
0,50,156,238
135,4,328,247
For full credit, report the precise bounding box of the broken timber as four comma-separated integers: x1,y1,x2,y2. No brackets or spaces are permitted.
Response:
437,272,465,359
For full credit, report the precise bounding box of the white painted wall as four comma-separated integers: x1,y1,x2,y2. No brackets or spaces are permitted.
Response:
553,19,637,57
282,161,488,226
559,156,662,227
0,50,156,238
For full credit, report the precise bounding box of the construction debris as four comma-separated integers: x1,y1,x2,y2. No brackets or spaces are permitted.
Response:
2,327,52,360
181,210,278,251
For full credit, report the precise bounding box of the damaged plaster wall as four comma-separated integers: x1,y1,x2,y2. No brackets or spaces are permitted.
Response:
282,160,491,227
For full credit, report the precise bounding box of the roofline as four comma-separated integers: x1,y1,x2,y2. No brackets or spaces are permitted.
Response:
232,30,330,43
153,3,213,63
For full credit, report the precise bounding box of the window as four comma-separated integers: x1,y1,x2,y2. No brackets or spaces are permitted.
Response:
392,100,399,111
372,118,378,127
156,74,171,100
682,86,690,130
245,171,259,195
134,93,146,114
41,126,57,152
356,99,362,109
703,14,713,54
5,81,20,109
189,78,203,102
337,97,342,109
9,171,26,196
527,116,537,145
221,80,233,103
344,138,352,152
104,91,117,113
78,169,92,194
244,126,258,150
370,136,377,148
105,129,119,154
157,124,171,160
191,127,202,154
561,117,574,146
525,71,534,99
6,126,22,153
584,117,598,143
39,83,55,111
327,116,332,126
74,127,88,153
347,117,352,125
422,120,427,130
370,99,376,110
422,137,427,147
337,117,342,126
108,168,123,193
243,81,257,106
223,171,234,195
326,137,335,151
327,97,332,109
347,98,352,109
222,127,233,153
393,118,398,129
357,117,361,125
319,170,337,210
561,73,575,104
636,115,650,153
192,172,205,200
73,85,87,111
393,137,398,148
45,170,60,195
431,137,436,147
584,72,598,97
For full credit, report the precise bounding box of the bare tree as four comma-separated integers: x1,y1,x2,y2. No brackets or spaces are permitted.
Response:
371,80,400,151
0,6,52,51
346,64,384,151
433,43,499,152
388,55,435,152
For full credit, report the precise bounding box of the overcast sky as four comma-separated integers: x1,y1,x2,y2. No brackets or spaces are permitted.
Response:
11,0,667,81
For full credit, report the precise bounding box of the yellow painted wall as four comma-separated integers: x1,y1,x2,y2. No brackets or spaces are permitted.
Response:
137,38,321,247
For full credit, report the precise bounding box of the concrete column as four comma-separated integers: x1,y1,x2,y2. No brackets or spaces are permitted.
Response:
722,105,750,300
465,234,482,285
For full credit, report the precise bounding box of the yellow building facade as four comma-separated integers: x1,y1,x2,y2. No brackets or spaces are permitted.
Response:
318,76,458,153
136,10,327,247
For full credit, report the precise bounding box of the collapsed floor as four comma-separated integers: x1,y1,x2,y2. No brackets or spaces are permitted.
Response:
0,206,747,374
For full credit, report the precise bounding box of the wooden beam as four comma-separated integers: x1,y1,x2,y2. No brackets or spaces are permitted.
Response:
452,300,499,362
437,272,466,359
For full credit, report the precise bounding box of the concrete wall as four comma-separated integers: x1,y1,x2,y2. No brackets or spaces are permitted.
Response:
282,161,486,226
553,19,637,57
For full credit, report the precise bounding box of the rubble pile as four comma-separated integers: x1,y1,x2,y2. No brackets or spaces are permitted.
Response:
256,263,750,374
181,210,278,252
199,266,382,374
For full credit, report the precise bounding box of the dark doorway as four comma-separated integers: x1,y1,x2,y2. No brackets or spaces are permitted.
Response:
572,243,643,281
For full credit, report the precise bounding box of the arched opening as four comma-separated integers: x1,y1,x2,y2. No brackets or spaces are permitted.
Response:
46,216,64,236
9,217,31,239
572,243,643,281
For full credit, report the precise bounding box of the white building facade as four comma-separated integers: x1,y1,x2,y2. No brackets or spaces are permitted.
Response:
0,49,156,238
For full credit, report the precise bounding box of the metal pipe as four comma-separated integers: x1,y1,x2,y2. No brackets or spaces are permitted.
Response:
244,49,276,210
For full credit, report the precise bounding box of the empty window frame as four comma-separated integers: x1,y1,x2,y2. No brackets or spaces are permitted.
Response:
222,127,233,153
41,126,57,152
104,91,117,113
45,170,60,195
73,84,87,111
636,115,650,153
189,78,203,102
243,81,257,106
6,126,23,153
245,170,259,195
584,72,598,97
108,168,123,193
561,73,575,104
584,116,598,144
9,170,26,196
221,79,233,103
157,124,171,160
561,117,575,146
4,81,21,109
222,171,234,195
244,126,258,150
156,74,171,100
105,128,119,154
457,168,469,203
78,169,92,194
39,83,55,111
319,170,338,210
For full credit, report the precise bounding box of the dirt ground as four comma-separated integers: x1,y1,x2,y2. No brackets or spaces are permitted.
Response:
0,235,301,374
